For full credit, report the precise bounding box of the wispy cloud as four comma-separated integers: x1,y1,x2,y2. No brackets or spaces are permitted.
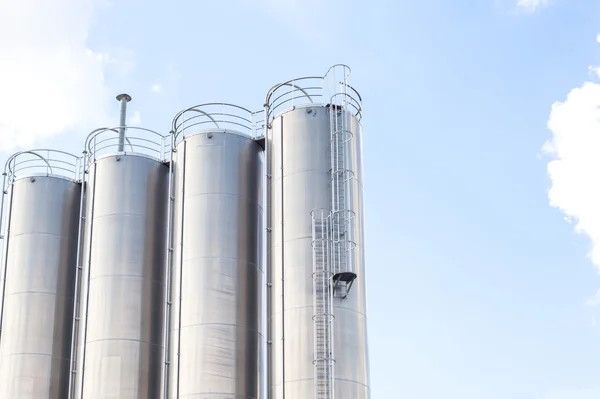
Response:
587,66,600,79
151,84,162,93
0,0,131,152
128,110,141,126
587,289,600,307
517,0,549,12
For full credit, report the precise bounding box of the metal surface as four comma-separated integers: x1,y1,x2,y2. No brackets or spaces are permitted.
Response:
75,128,170,398
0,150,82,398
168,105,264,399
161,133,175,399
267,80,370,398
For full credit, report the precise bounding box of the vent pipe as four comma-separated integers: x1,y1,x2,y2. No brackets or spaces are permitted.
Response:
116,93,132,151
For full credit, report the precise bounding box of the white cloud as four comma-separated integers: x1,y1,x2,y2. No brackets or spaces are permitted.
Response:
89,47,136,75
0,0,130,153
517,0,548,12
587,289,600,307
596,34,600,44
151,84,162,93
587,66,600,79
545,81,600,270
128,110,142,126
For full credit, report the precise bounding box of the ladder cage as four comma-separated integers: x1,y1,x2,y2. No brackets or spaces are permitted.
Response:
329,87,358,299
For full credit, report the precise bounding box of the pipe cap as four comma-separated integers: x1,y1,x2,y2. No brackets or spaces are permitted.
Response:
116,93,132,102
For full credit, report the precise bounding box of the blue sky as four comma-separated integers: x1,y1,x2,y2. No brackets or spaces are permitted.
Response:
3,0,600,397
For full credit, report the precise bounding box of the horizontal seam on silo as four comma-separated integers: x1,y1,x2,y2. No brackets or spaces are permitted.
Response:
334,309,369,319
267,304,314,314
181,192,263,207
269,241,365,250
281,169,332,178
7,231,75,239
92,212,169,225
0,352,69,359
88,274,164,284
271,174,364,185
332,378,369,387
269,306,368,319
180,256,260,266
178,393,257,399
3,291,60,297
179,323,264,335
270,377,315,384
271,378,368,388
269,236,314,244
84,338,163,346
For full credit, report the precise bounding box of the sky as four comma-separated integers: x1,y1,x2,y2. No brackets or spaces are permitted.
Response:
2,0,600,398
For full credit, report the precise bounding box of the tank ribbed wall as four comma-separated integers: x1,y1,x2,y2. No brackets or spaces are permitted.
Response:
76,154,169,398
168,131,264,399
268,105,370,399
0,176,81,398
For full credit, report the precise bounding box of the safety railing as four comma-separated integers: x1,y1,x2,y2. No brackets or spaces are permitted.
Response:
264,64,363,123
265,77,325,122
85,126,170,164
4,149,83,183
171,103,262,144
324,64,362,120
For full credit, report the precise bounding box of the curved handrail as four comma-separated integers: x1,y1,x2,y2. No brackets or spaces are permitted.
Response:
265,79,320,107
85,126,169,163
324,63,352,77
172,103,260,144
264,64,362,123
3,149,82,183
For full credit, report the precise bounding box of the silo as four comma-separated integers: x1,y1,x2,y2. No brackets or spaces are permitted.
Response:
73,98,170,398
265,65,370,399
167,103,264,399
0,150,83,398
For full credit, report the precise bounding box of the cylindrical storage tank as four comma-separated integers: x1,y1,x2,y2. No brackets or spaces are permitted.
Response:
266,66,370,399
0,150,83,398
168,104,264,399
75,127,169,398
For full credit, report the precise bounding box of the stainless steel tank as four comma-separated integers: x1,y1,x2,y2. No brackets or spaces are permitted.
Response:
0,150,83,398
74,127,170,398
265,65,370,399
168,104,264,399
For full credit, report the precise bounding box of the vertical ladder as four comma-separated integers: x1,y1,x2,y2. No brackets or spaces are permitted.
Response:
329,100,357,299
312,67,358,399
312,210,334,399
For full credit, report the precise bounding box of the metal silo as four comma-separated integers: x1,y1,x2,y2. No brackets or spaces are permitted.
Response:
167,103,264,399
73,95,170,398
265,65,370,399
0,150,83,398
